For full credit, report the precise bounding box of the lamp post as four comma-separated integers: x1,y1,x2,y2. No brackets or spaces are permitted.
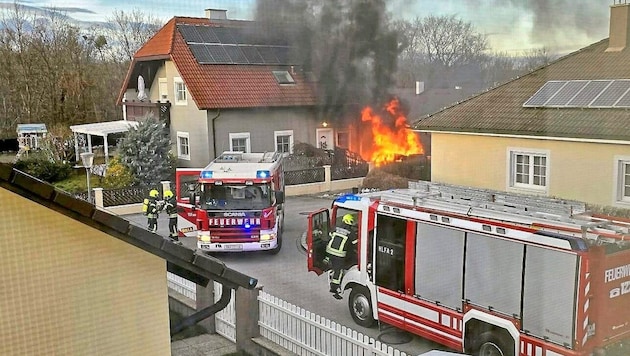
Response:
80,152,94,203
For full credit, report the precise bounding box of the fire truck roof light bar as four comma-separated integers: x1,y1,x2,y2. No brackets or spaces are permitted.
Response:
256,170,270,179
201,170,213,179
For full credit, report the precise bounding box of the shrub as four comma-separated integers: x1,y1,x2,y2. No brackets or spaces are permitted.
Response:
103,156,134,188
361,168,410,190
14,151,72,183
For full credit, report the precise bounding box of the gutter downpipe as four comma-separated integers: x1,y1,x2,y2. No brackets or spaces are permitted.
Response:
211,109,220,160
170,283,234,336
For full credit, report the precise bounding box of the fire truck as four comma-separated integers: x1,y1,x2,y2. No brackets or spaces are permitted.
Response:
176,151,285,253
306,181,630,356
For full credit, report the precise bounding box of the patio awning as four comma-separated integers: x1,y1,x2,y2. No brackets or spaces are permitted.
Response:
70,120,140,166
70,120,139,136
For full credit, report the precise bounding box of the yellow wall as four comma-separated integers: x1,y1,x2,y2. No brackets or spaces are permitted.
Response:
431,133,630,207
0,188,171,356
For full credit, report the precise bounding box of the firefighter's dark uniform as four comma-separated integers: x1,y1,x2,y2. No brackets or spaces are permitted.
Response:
146,189,160,233
163,190,179,242
326,225,357,299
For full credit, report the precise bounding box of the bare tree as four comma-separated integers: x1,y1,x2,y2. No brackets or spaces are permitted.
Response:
106,9,162,63
518,47,557,72
395,15,488,89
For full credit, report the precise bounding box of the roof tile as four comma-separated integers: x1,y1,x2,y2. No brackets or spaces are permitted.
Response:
129,17,317,109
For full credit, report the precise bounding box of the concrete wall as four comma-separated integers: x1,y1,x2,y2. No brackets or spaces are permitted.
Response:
430,132,630,207
0,188,171,355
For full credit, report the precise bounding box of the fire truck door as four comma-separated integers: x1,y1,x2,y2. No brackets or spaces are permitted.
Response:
307,208,331,275
374,214,406,292
175,169,202,224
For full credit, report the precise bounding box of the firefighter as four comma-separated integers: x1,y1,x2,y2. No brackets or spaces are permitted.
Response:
163,189,180,243
145,189,160,233
325,213,358,300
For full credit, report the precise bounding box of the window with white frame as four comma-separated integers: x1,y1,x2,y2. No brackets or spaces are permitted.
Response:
229,132,250,153
274,130,293,154
508,149,548,191
174,77,187,104
177,132,190,160
614,156,630,204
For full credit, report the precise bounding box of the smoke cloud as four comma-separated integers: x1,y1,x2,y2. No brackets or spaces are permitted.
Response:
253,0,402,122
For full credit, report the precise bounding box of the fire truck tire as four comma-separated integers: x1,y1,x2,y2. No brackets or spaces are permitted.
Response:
348,285,375,328
474,331,513,356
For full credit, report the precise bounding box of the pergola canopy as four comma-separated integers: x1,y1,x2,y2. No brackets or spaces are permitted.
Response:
70,120,140,166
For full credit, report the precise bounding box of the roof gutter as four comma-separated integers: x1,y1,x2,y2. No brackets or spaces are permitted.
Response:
414,129,630,145
170,283,233,336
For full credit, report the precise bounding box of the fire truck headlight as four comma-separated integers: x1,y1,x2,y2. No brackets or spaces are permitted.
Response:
199,234,211,242
260,233,276,241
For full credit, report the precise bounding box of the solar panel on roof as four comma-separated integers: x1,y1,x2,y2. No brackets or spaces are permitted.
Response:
189,44,214,63
590,80,630,107
523,81,566,107
241,46,264,64
196,26,220,43
614,88,630,107
257,46,280,64
275,47,291,65
178,25,204,43
206,45,232,63
224,46,249,64
213,27,237,44
567,80,611,107
545,81,587,106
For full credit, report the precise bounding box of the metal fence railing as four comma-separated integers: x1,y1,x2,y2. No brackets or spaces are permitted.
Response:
102,186,152,207
284,167,326,185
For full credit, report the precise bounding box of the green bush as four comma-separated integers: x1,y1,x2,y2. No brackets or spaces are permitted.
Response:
103,156,134,188
14,151,72,183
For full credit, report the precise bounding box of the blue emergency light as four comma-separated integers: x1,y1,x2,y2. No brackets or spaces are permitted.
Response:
336,194,362,203
201,170,213,179
256,170,270,179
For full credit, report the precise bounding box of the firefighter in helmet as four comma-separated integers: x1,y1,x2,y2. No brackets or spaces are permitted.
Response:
145,189,160,233
325,213,358,299
163,189,180,243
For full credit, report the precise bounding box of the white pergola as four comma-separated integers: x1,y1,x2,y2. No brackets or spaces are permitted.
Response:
70,120,139,166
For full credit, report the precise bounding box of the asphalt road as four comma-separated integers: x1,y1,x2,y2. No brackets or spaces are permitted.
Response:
126,193,453,355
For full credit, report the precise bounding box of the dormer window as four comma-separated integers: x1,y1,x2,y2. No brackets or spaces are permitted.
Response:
272,70,295,85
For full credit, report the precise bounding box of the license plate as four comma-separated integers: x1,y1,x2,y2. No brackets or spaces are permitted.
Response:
224,244,243,250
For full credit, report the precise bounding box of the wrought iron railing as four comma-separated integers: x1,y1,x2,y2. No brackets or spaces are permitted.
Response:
284,167,325,185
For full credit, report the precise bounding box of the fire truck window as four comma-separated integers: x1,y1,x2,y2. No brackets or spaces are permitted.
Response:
375,214,406,292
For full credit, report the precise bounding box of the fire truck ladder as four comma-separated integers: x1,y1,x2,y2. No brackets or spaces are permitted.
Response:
375,181,630,245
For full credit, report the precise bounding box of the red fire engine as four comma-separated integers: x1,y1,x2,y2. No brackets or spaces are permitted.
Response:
176,151,285,253
306,181,630,356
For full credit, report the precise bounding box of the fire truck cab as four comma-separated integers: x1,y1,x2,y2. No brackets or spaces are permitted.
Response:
176,151,285,253
306,181,630,356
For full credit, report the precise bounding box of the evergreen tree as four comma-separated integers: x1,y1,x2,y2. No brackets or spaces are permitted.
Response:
117,113,172,187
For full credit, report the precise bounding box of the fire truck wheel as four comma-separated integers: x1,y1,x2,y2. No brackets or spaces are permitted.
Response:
475,331,512,356
348,285,375,328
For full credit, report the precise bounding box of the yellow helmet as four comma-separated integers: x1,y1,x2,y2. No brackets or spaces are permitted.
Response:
149,189,159,198
163,190,173,199
342,214,355,226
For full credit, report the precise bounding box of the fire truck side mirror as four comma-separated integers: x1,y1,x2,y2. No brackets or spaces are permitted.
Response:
275,191,285,204
187,183,197,208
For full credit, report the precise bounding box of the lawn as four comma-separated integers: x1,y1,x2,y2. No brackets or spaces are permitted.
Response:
53,168,103,194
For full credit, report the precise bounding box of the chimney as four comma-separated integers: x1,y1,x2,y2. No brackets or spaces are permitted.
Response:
415,81,425,95
205,8,227,20
606,2,630,52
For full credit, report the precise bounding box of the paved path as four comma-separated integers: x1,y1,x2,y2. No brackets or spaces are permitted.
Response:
171,334,238,356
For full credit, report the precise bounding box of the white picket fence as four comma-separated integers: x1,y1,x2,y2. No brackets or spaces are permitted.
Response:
214,281,237,342
167,277,408,356
258,291,409,356
167,272,196,300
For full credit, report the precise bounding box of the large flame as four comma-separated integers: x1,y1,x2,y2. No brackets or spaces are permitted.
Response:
361,98,424,166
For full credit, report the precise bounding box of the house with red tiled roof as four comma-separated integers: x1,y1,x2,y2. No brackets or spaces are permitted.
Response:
413,3,630,208
117,9,319,167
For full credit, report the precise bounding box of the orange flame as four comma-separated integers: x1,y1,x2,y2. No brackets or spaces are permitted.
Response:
361,98,424,167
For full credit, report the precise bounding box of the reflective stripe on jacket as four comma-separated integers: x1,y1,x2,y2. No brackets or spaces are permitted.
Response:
326,231,349,258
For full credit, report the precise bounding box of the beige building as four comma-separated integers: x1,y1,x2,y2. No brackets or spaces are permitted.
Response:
413,3,630,208
0,163,256,355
